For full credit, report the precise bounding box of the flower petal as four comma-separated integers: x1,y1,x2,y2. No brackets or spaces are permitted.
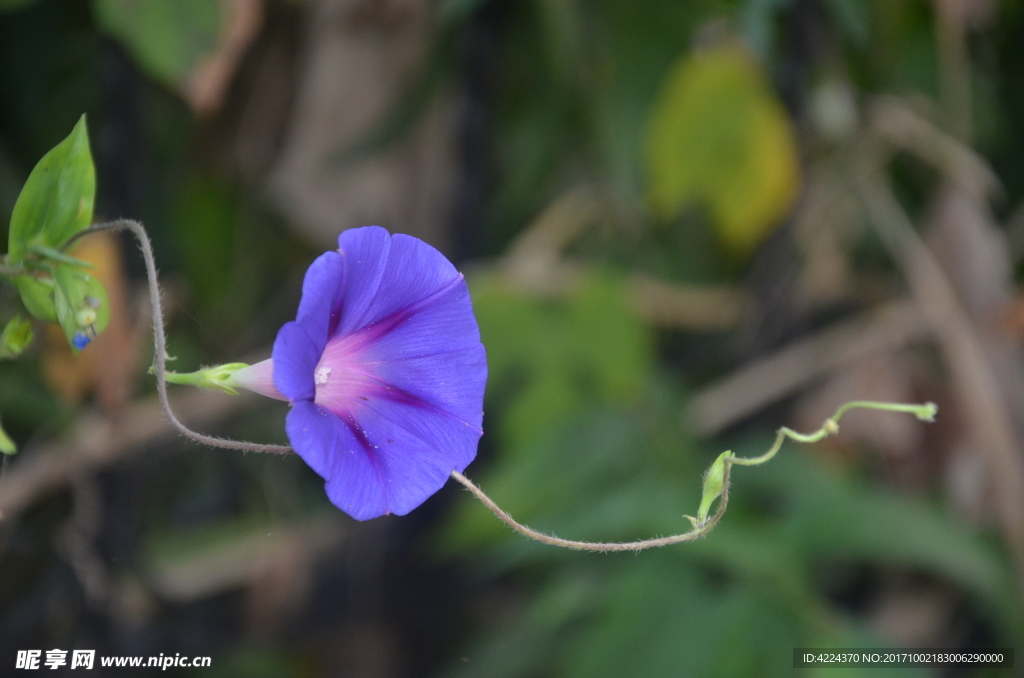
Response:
272,321,320,402
342,393,477,516
359,346,487,432
288,395,481,519
336,227,463,336
286,400,387,520
295,250,346,345
347,393,481,516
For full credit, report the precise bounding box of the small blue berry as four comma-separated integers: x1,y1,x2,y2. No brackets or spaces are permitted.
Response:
72,332,91,351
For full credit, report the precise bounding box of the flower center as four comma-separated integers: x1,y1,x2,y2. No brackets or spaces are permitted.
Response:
312,336,378,416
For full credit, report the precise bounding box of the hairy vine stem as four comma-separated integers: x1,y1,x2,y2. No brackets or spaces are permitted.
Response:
69,220,292,454
449,468,732,552
61,220,936,552
451,398,935,551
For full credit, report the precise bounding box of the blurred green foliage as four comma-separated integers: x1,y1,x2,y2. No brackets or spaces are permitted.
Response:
446,272,654,547
444,274,1022,678
433,3,1024,673
0,417,13,453
469,0,732,254
93,0,221,91
0,314,32,359
173,173,237,311
0,0,40,16
472,272,650,453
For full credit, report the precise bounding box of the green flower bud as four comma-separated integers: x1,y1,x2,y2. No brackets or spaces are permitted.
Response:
75,308,97,327
697,451,732,526
0,315,34,359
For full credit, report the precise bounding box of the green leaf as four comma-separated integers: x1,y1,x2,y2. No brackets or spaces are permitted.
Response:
646,46,800,255
52,264,110,351
7,115,95,262
821,0,870,47
0,314,33,359
558,561,802,678
13,275,57,322
0,416,14,455
94,0,221,90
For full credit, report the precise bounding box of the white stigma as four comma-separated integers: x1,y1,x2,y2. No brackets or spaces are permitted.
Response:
315,366,332,385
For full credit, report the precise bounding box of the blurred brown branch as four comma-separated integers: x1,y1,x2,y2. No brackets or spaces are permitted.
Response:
858,100,1024,595
630,275,748,331
147,513,345,604
0,388,263,522
870,96,1001,202
685,298,929,436
503,187,751,331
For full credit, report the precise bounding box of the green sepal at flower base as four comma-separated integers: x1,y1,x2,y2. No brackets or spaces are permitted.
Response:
0,314,33,359
162,363,251,395
52,263,110,351
6,114,95,263
13,275,58,322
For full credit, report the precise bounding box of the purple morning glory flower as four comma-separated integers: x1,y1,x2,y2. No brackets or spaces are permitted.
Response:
232,227,487,520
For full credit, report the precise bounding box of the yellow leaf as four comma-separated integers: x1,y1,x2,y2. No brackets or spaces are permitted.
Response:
646,46,800,255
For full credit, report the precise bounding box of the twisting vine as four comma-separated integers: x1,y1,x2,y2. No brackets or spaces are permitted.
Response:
64,220,291,455
449,398,936,552
61,220,937,552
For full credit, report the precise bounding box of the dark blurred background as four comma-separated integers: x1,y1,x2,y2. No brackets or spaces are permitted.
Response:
1,0,1023,675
